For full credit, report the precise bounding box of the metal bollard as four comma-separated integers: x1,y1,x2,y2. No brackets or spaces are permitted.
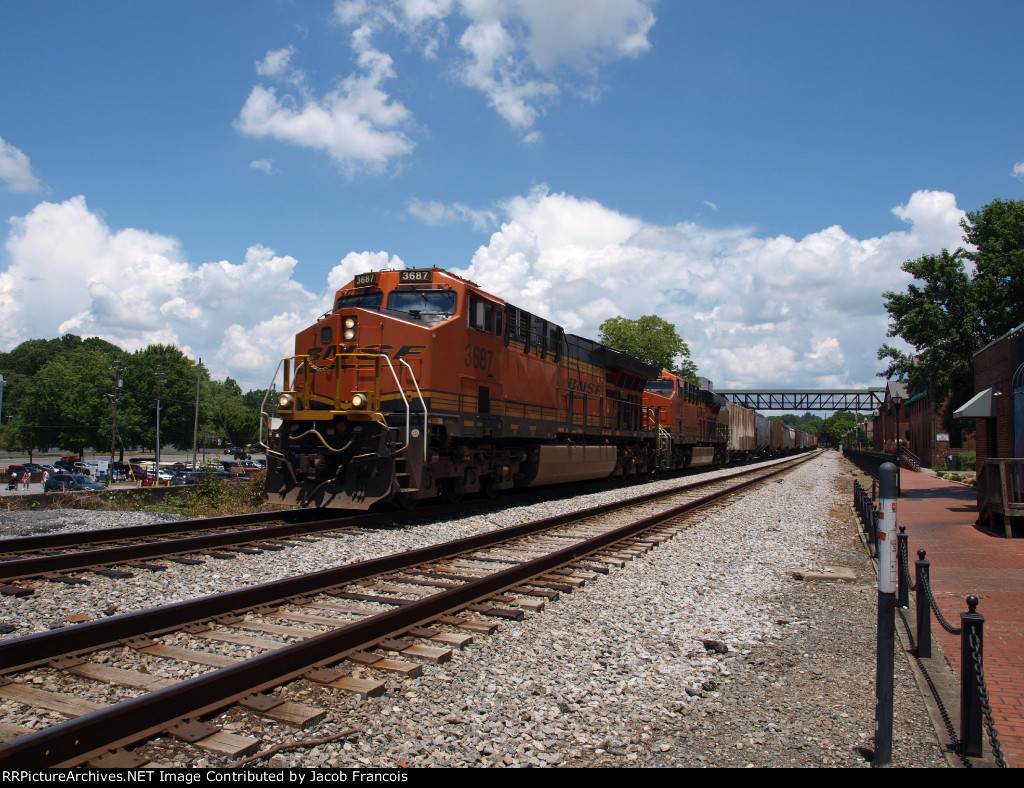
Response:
915,550,931,659
873,462,898,768
959,595,984,758
897,527,909,609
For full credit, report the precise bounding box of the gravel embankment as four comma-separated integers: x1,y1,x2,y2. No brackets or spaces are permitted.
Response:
0,453,949,767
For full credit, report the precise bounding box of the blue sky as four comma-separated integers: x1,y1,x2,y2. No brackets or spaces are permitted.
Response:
2,1,1022,392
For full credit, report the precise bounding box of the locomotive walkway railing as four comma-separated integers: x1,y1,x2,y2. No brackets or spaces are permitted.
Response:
851,481,1007,767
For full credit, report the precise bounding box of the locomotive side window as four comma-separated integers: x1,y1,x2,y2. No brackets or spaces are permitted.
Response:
468,294,504,335
468,294,495,332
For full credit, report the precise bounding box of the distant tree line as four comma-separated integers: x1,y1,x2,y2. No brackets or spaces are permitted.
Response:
0,335,274,459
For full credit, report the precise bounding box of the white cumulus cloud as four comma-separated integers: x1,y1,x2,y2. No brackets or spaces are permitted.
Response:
0,137,42,193
2,186,970,395
1,196,330,389
236,43,414,175
333,0,658,139
407,198,497,231
452,186,967,390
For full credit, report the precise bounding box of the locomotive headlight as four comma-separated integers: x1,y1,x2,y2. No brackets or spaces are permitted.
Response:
278,393,295,409
351,392,367,409
343,316,357,341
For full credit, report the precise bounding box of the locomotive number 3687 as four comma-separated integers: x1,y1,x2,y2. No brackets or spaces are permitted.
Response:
465,344,494,371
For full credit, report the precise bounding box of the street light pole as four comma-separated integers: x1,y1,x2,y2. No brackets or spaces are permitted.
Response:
891,393,904,497
108,360,122,487
155,372,166,478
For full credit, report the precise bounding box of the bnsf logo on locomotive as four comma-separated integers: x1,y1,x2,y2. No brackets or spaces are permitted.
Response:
567,377,602,395
305,344,426,363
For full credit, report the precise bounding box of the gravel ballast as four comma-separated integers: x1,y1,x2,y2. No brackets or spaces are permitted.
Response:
0,453,950,767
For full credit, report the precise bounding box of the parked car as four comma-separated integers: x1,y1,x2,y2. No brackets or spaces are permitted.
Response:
44,474,106,492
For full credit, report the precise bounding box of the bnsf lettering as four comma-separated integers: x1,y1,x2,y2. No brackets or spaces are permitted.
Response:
568,378,601,395
304,345,425,363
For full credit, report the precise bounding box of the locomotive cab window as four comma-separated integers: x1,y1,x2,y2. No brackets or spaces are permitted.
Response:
644,379,674,396
335,291,383,311
387,288,457,319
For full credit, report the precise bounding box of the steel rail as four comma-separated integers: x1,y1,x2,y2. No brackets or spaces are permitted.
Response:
0,455,808,767
0,507,336,554
0,456,808,673
0,457,812,582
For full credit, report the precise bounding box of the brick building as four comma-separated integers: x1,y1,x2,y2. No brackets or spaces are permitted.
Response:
905,389,975,468
873,380,975,467
872,380,908,454
956,321,1023,534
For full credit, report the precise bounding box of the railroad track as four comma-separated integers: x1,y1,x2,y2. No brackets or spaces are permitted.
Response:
0,453,813,767
0,458,803,586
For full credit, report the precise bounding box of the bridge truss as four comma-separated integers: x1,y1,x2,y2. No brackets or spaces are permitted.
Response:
717,389,887,411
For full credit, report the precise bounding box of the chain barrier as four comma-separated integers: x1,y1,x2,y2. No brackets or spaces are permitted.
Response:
896,607,972,768
898,535,916,592
918,572,962,635
851,478,1008,767
969,631,1008,768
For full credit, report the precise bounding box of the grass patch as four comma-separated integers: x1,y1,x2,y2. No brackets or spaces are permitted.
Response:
147,472,269,518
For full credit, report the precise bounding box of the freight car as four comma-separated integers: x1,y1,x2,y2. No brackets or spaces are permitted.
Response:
645,372,817,464
262,267,811,510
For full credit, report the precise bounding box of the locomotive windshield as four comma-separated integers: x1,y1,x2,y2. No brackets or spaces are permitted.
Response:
644,379,675,396
387,289,457,318
335,291,384,311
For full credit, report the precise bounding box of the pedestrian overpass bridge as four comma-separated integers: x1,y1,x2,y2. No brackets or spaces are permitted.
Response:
716,389,887,411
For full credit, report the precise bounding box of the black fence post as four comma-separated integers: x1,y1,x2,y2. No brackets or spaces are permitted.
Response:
960,595,985,758
897,526,909,609
915,549,931,659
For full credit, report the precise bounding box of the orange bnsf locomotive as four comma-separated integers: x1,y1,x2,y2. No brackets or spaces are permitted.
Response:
262,267,742,509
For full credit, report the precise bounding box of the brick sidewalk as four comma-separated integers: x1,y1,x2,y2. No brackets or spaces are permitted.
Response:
897,470,1024,768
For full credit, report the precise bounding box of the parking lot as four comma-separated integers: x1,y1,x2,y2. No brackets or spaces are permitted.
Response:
1,450,265,496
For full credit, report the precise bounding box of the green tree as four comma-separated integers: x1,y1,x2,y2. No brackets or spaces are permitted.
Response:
118,345,203,451
962,199,1024,337
769,412,824,437
877,249,980,428
599,315,699,382
820,410,861,448
878,198,1024,431
26,348,114,456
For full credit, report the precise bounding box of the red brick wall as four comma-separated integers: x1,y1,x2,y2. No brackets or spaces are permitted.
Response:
973,335,1014,466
